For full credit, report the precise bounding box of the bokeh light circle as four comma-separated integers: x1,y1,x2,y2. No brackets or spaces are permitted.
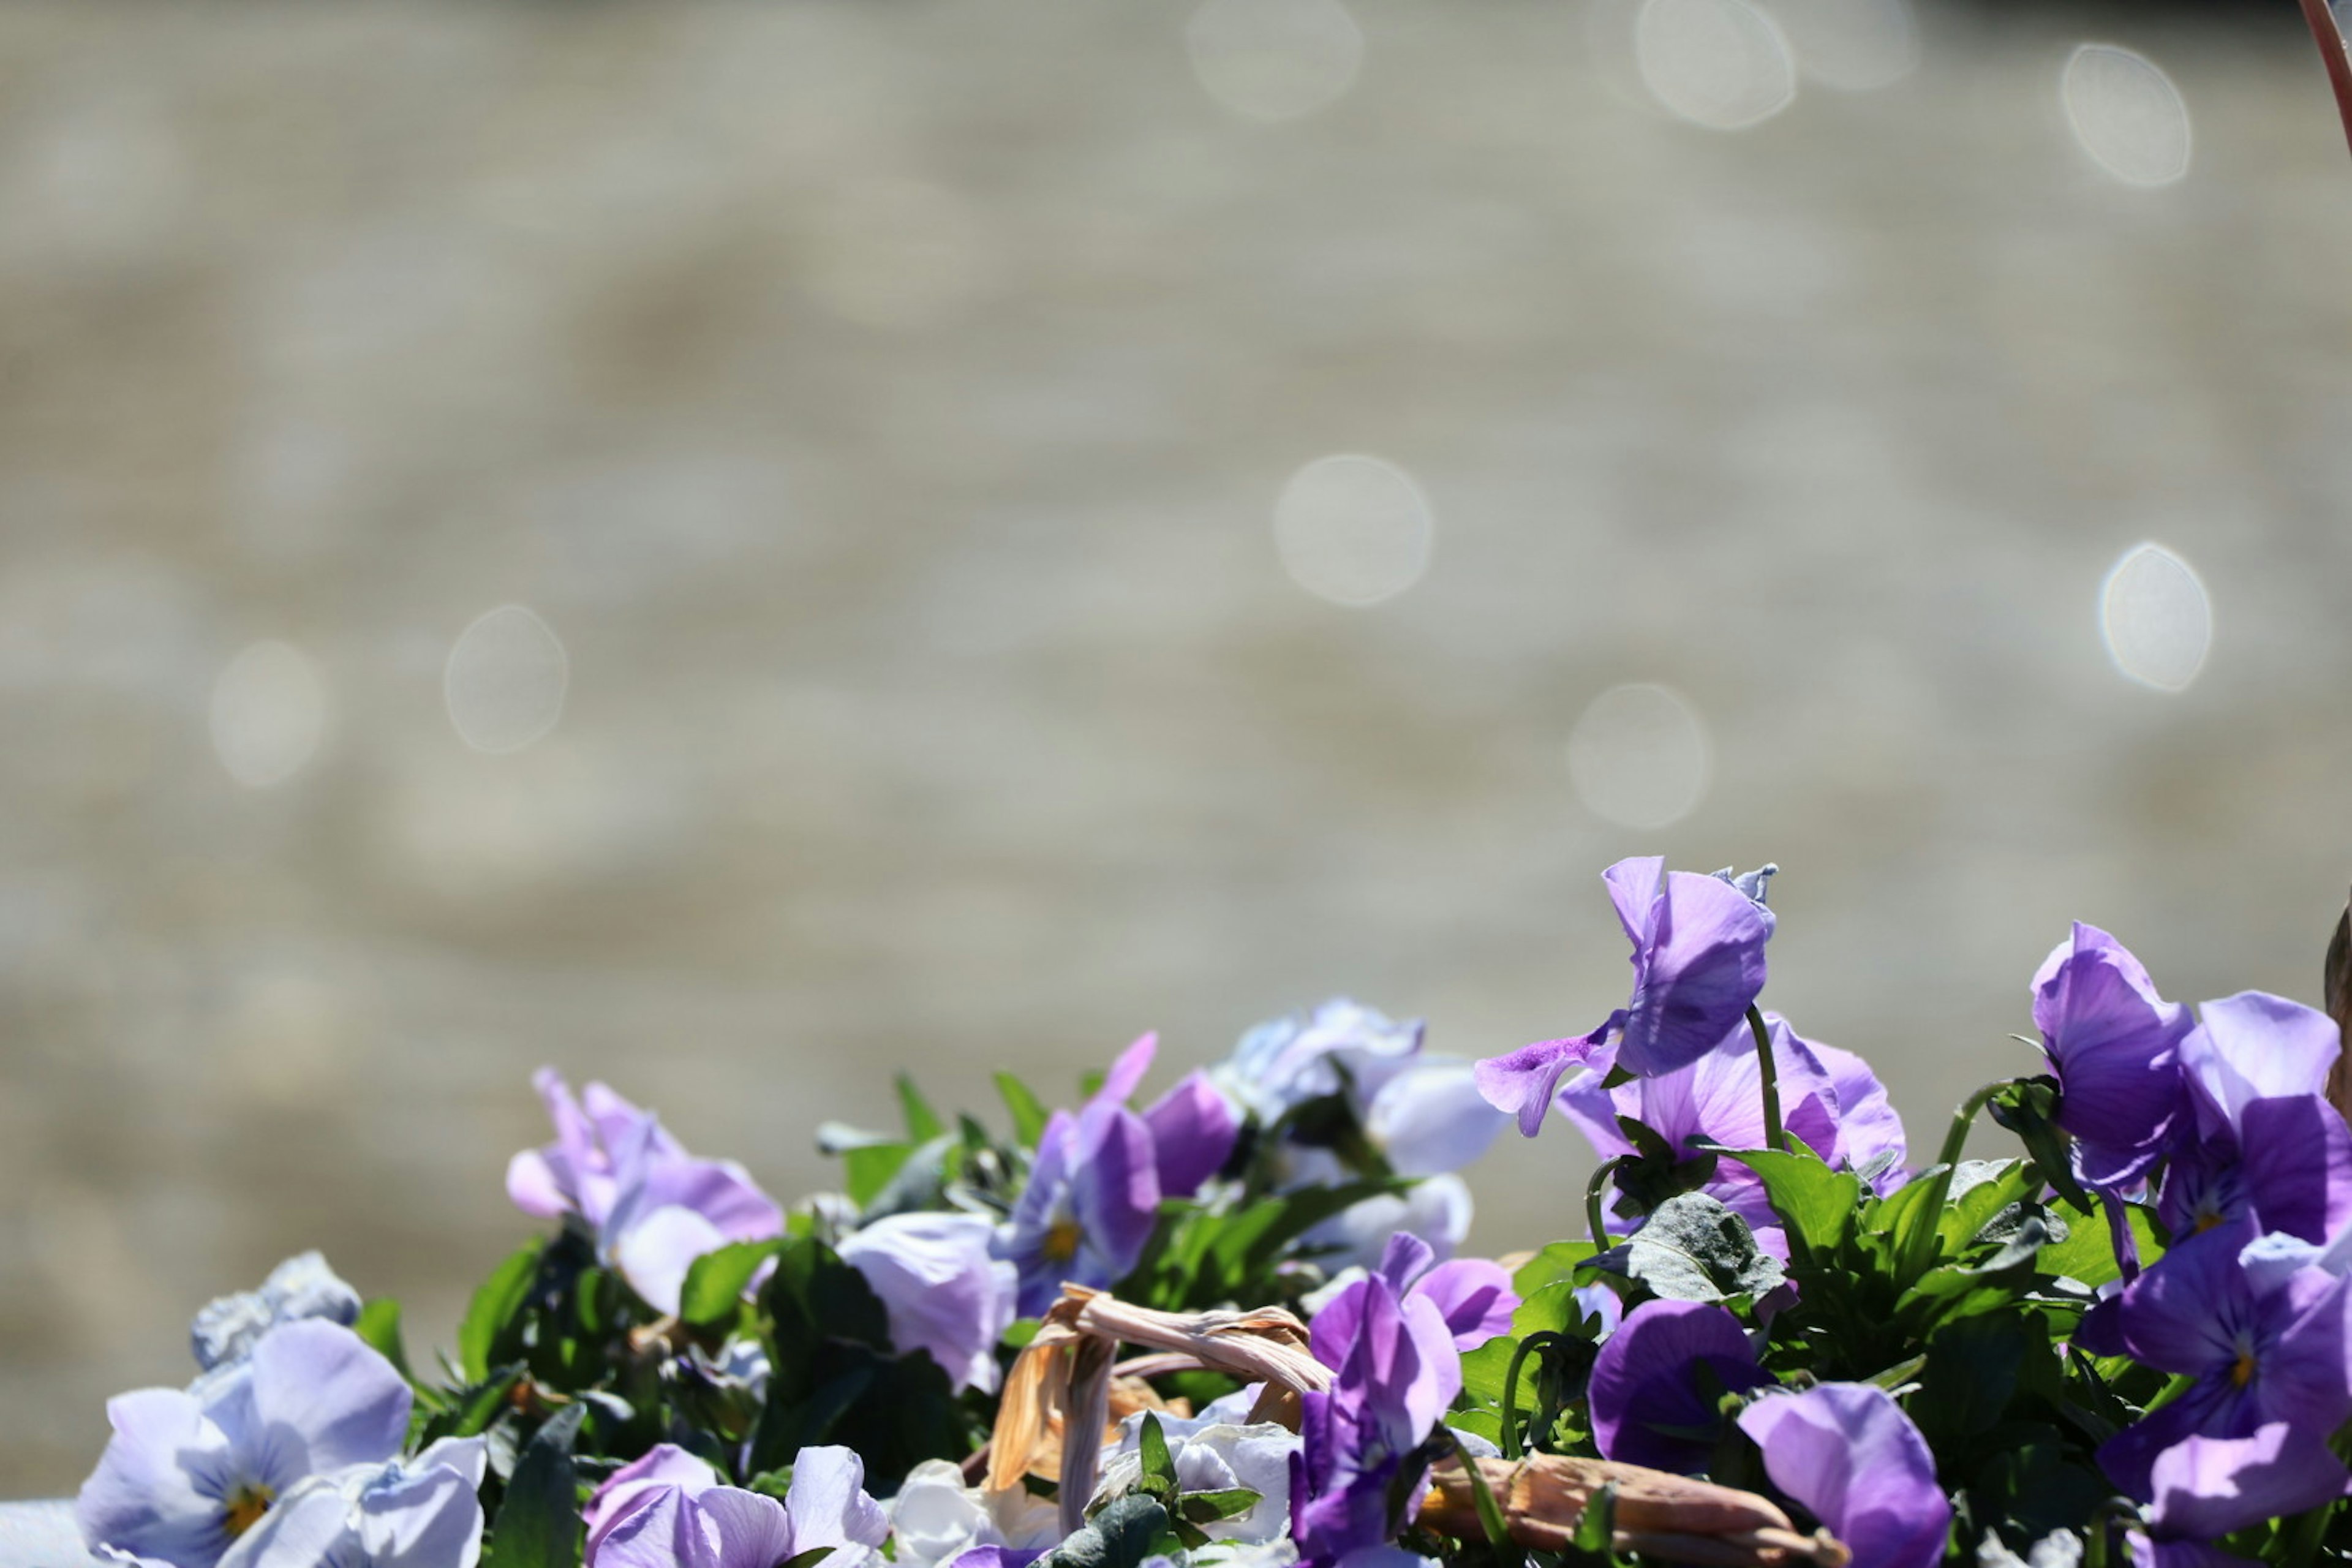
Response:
209,641,329,788
1273,454,1434,608
1186,0,1366,123
2101,543,2212,693
445,605,570,753
2062,44,2192,187
1567,683,1713,829
1635,0,1797,130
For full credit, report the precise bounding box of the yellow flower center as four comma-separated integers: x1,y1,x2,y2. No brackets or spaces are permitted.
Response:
222,1483,275,1540
2195,1208,2226,1234
2231,1350,2258,1390
1042,1219,1084,1264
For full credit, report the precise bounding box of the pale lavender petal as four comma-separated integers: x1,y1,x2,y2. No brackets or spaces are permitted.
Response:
1071,1102,1159,1281
1140,1072,1238,1197
221,1483,349,1568
1602,857,1666,949
1615,869,1776,1079
356,1461,487,1568
2181,993,2342,1139
614,1205,731,1317
1736,1384,1950,1568
2236,1096,2352,1245
1396,1293,1464,1441
505,1150,571,1223
634,1159,785,1246
1476,1030,1616,1139
589,1446,719,1558
783,1447,889,1554
247,1321,410,1477
2146,1423,2350,1543
1094,1033,1158,1110
1374,1234,1436,1297
78,1390,233,1568
839,1213,1018,1396
1804,1039,1907,1186
1365,1060,1507,1178
695,1491,795,1568
1410,1261,1516,1351
591,1488,710,1568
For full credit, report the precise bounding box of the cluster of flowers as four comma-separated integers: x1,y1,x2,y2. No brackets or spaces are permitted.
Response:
70,855,2352,1568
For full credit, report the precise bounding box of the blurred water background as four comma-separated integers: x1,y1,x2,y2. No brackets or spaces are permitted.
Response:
4,0,2351,1496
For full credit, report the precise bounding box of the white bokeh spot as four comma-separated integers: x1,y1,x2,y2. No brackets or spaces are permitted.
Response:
2101,543,2212,693
2062,44,2192,188
1769,0,1918,91
1186,0,1366,123
1567,684,1713,830
1636,0,1797,130
209,641,330,788
1273,454,1434,608
445,605,570,753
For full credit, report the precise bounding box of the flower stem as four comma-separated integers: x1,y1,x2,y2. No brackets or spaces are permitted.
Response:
1586,1155,1625,1246
2298,0,2352,162
1895,1080,2003,1286
1746,1006,1784,1153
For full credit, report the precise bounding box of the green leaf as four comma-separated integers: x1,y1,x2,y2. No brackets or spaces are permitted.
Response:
426,1368,521,1442
460,1242,544,1384
897,1075,946,1144
1038,1495,1168,1568
1910,1313,2031,1449
1178,1488,1262,1525
1447,1430,1511,1548
843,1142,914,1208
679,1240,784,1329
1572,1479,1617,1554
353,1298,426,1394
1512,1241,1596,1297
1988,1079,2092,1212
1139,1413,1177,1494
1460,1336,1537,1411
1722,1147,1860,1262
779,1551,835,1568
997,1073,1052,1147
1592,1193,1786,1304
483,1403,586,1568
2039,1199,2164,1290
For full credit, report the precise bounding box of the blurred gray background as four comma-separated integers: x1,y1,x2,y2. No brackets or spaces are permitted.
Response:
4,0,2350,1496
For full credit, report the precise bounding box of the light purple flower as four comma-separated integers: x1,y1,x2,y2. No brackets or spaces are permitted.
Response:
2097,1219,2352,1500
837,1212,1017,1395
1807,1042,1907,1192
1556,1012,1839,1254
1215,1002,1427,1125
2159,993,2352,1244
1360,1060,1506,1181
1294,1174,1475,1276
216,1439,487,1568
2031,924,2193,1191
1478,858,1776,1136
1291,1263,1461,1567
1142,1070,1241,1197
1587,1300,1769,1474
2128,1423,2349,1566
79,1322,412,1568
587,1444,888,1568
507,1069,784,1317
999,1098,1160,1318
190,1254,361,1377
1734,1384,1950,1568
1357,1233,1515,1351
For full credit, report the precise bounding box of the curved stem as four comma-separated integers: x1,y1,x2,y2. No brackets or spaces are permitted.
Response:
1498,1331,1562,1461
2299,0,2352,162
1896,1080,2004,1285
1586,1156,1625,1246
1746,1006,1784,1153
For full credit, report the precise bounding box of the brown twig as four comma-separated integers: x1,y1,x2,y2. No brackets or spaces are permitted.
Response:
2297,0,2352,161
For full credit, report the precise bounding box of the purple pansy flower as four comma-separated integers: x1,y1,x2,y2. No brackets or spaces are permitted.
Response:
79,1321,413,1568
1807,1041,1908,1192
1734,1383,1950,1568
1556,1012,1843,1255
837,1212,1018,1395
586,1444,888,1568
2096,1219,2352,1500
999,1042,1163,1317
189,1254,362,1379
2160,993,2352,1245
508,1069,784,1317
2127,1423,2350,1567
1311,1234,1517,1354
218,1438,487,1568
1478,858,1777,1136
1096,1033,1241,1200
1291,1256,1461,1565
1587,1300,1770,1474
2031,924,2193,1191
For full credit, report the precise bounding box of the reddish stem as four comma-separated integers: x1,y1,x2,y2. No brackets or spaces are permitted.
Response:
2297,0,2352,161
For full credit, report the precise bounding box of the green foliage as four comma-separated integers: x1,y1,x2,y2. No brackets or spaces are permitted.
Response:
1591,1192,1786,1305
483,1403,586,1568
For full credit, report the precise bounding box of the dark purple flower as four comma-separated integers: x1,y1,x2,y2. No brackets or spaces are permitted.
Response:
1139,1070,1239,1198
508,1070,784,1316
1734,1383,1950,1568
1477,858,1776,1134
1291,1258,1460,1564
2097,1220,2352,1500
837,1213,1018,1395
1588,1300,1770,1474
2031,924,2192,1191
78,1322,412,1568
999,1099,1159,1318
587,1444,888,1568
2135,1423,2349,1558
1313,1233,1517,1354
1556,1012,1839,1254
